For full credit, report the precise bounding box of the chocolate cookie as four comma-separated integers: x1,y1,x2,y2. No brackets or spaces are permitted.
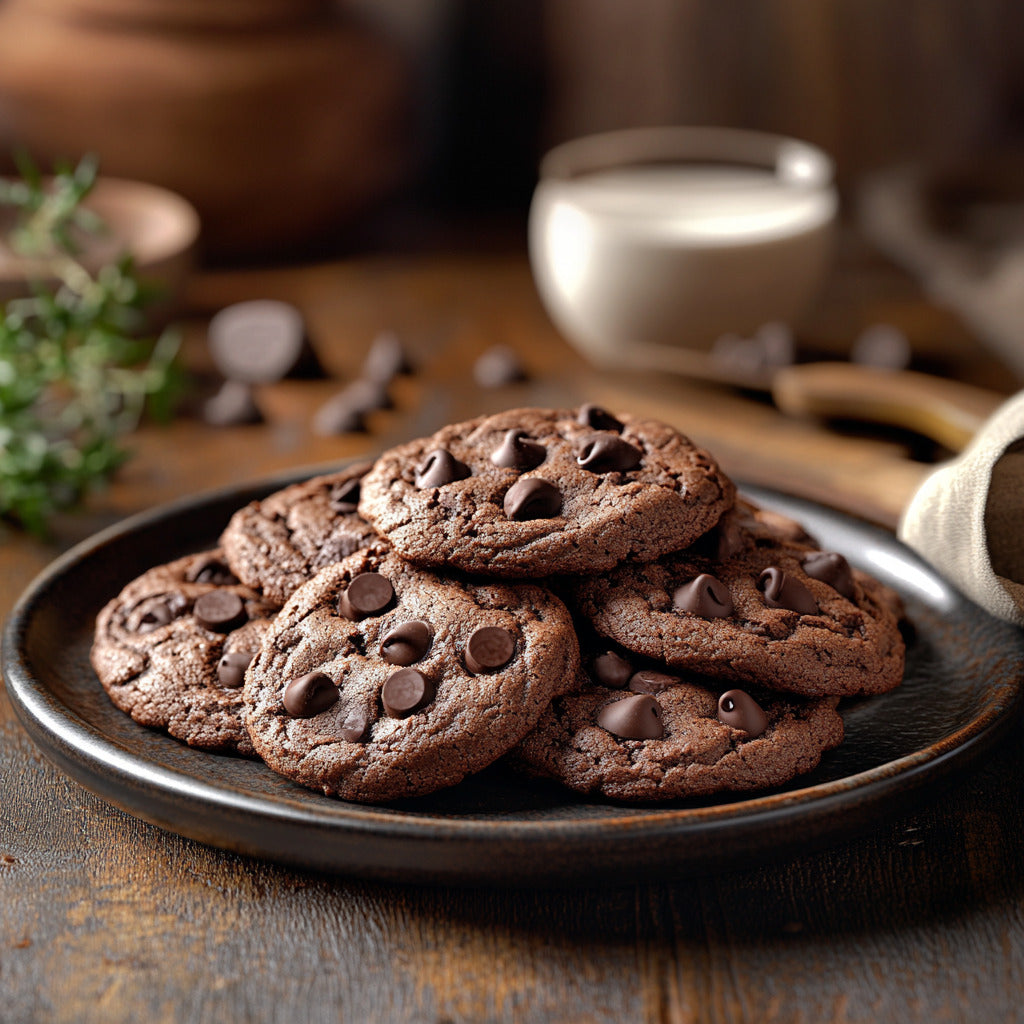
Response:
572,514,905,697
243,549,581,802
220,463,386,605
512,659,844,802
90,551,278,754
357,406,736,577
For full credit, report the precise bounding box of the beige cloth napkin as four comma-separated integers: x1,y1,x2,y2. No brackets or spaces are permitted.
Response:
899,390,1024,625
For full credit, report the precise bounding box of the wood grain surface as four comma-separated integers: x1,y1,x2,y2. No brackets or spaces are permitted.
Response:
2,242,1022,1023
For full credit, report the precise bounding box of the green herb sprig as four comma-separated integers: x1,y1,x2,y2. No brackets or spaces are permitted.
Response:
0,155,181,536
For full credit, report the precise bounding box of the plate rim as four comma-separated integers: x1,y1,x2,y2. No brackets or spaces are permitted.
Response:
4,466,1023,880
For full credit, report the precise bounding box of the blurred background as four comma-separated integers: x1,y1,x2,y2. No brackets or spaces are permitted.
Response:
2,0,1022,261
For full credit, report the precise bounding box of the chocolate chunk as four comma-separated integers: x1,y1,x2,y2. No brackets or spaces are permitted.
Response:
193,591,247,633
380,620,432,666
577,404,623,432
283,671,338,718
673,574,733,618
717,689,769,737
802,551,855,600
593,650,632,688
628,669,680,694
337,572,394,620
596,693,664,739
136,600,175,633
490,429,546,470
203,379,264,426
576,433,642,473
464,626,515,674
362,330,411,383
473,345,528,388
187,558,239,586
382,668,435,718
758,567,818,615
217,650,254,688
415,449,471,489
328,476,363,514
339,708,368,742
207,299,323,384
503,477,561,520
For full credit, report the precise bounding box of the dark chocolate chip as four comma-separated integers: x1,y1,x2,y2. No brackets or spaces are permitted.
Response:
188,558,239,586
312,383,381,436
337,572,394,620
576,433,642,473
758,567,818,615
339,708,369,742
327,475,363,513
380,620,432,666
596,694,664,739
362,330,411,383
628,670,680,694
203,379,264,426
136,600,174,633
217,650,254,688
503,477,561,520
577,404,623,432
593,650,632,688
464,626,516,674
208,299,323,384
717,689,769,737
382,668,435,718
490,429,546,470
415,448,471,489
283,671,338,718
193,591,247,632
673,574,733,618
802,551,855,600
473,345,528,388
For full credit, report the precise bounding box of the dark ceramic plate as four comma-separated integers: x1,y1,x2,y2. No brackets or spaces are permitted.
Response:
4,470,1023,885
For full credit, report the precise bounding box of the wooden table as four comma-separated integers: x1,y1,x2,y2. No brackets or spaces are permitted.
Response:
2,238,1023,1023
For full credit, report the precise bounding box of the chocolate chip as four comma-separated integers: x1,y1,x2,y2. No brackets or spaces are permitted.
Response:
415,449,471,489
628,670,680,694
673,574,733,618
283,671,338,718
208,299,323,384
490,429,546,470
380,620,432,666
473,345,528,388
337,572,393,620
312,382,388,436
576,433,642,473
339,708,368,742
187,558,239,586
596,694,664,739
758,567,818,615
464,626,515,674
136,600,174,633
593,650,632,688
577,404,623,432
362,330,411,383
802,551,855,600
203,379,264,426
328,477,362,514
217,650,254,688
193,591,247,632
503,477,561,520
717,689,769,737
382,668,435,718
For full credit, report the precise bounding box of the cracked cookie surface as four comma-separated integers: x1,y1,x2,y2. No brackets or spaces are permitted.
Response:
243,549,581,802
220,462,386,605
90,550,278,754
357,406,735,577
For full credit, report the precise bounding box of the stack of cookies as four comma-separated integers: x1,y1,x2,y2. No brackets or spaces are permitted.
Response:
91,405,906,804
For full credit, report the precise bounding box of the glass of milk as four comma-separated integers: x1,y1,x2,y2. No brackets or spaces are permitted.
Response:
528,126,838,370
